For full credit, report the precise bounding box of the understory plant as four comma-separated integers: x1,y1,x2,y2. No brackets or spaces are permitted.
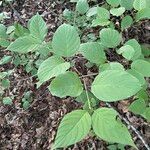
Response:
1,0,150,149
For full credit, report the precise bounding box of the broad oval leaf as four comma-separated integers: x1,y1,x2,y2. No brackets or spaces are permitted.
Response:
86,6,97,17
99,62,124,72
106,0,120,7
100,28,122,48
76,0,89,14
110,7,125,17
117,45,135,60
79,42,106,64
120,0,134,10
37,56,70,84
92,108,136,147
131,59,150,77
127,69,146,86
125,39,141,60
97,7,110,20
28,14,47,41
133,0,147,11
136,8,150,21
7,35,41,53
49,71,83,98
129,99,146,114
53,110,91,149
91,70,142,102
92,18,110,27
121,15,133,31
52,24,80,57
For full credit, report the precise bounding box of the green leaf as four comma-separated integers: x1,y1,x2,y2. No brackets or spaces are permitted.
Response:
49,71,83,98
129,99,146,114
0,55,12,65
2,79,10,88
7,35,41,53
53,110,91,149
121,15,133,31
28,14,47,41
141,44,150,57
52,24,80,57
133,0,147,11
110,7,125,17
86,6,97,17
99,62,124,72
106,0,120,7
37,56,70,84
125,39,141,60
79,42,106,64
3,97,13,105
136,8,150,21
127,69,146,86
0,24,10,47
142,107,150,121
91,70,142,102
76,91,98,109
14,23,29,37
97,7,110,20
100,28,122,48
92,108,135,147
22,100,30,109
92,18,110,27
76,0,89,14
131,59,150,77
120,0,134,10
117,45,135,60
70,0,79,2
0,24,7,38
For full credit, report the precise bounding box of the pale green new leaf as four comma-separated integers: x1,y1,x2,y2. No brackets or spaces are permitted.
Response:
37,56,70,84
76,0,89,14
52,24,80,57
53,110,91,149
79,42,106,64
133,0,147,11
106,0,120,7
117,45,135,60
131,59,150,77
86,7,97,17
125,39,141,60
97,7,110,20
110,7,125,17
7,35,41,53
92,18,110,27
91,70,142,102
28,14,47,41
100,28,122,48
121,15,133,31
99,62,124,72
92,108,136,147
49,71,83,98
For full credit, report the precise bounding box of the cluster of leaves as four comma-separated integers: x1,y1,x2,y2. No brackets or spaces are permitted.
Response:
0,0,150,149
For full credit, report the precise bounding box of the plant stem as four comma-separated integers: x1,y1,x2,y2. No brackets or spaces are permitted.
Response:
80,73,98,78
83,79,92,110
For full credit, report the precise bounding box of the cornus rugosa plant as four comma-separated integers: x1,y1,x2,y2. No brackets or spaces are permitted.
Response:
1,0,149,149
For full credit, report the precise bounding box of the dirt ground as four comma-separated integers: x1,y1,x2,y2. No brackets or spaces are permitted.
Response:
0,0,150,150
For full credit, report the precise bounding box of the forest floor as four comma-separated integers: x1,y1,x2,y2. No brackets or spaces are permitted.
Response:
0,0,150,150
